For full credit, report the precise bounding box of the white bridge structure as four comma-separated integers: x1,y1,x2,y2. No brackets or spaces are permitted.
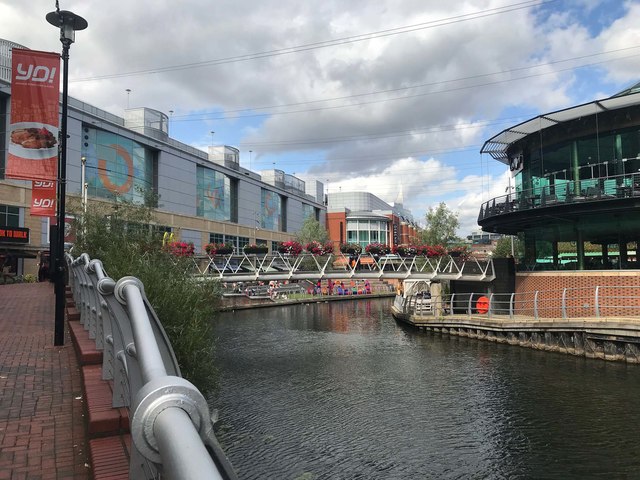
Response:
189,253,496,283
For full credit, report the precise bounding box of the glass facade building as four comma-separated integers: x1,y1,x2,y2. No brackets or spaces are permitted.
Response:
479,83,640,271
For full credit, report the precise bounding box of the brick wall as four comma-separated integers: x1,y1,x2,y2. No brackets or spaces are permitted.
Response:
515,271,640,318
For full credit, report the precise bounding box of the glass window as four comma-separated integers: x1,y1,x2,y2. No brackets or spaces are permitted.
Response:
271,240,279,252
209,233,224,244
347,230,357,242
197,166,232,221
81,126,154,203
370,230,379,242
0,205,19,227
347,220,358,230
260,189,282,231
238,236,249,250
358,230,369,242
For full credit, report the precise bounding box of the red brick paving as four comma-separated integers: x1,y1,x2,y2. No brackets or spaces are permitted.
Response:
0,283,89,479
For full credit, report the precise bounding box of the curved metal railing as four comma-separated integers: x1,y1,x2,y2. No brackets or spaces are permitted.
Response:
66,253,237,480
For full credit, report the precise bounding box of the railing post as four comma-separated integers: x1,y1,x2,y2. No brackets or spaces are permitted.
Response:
561,288,567,319
467,294,473,318
488,293,494,318
450,293,455,315
509,293,515,319
534,290,539,320
595,286,600,318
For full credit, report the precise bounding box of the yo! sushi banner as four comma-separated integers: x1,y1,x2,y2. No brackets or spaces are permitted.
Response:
6,48,60,182
31,180,56,217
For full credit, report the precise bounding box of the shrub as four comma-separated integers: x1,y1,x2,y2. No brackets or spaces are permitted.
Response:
69,197,221,397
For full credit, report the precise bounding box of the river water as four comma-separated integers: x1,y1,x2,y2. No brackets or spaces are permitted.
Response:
212,299,640,480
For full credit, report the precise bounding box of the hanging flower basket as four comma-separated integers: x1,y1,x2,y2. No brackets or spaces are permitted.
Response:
244,244,269,255
448,246,470,259
205,242,234,255
340,243,362,255
393,244,417,257
278,240,303,256
365,243,390,255
305,241,334,256
164,241,195,257
416,244,447,257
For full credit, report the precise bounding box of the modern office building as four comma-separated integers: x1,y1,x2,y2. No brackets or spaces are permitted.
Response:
0,39,326,276
326,191,419,249
478,82,640,291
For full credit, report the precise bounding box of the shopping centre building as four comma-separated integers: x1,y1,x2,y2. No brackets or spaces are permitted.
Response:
0,39,326,276
479,81,640,291
326,191,420,250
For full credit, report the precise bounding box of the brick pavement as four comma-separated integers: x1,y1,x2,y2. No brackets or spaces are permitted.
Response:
0,283,89,480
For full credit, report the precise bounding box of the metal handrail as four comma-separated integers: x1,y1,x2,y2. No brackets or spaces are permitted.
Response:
478,171,640,222
402,286,640,321
66,253,236,480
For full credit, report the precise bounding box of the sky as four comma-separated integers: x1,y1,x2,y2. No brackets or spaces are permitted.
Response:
2,0,639,236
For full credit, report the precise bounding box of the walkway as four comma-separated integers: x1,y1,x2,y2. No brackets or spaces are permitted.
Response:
0,283,89,479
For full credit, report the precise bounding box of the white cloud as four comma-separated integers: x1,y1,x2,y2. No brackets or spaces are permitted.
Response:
1,0,637,238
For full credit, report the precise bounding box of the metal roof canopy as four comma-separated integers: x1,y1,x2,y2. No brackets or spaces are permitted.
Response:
481,90,640,163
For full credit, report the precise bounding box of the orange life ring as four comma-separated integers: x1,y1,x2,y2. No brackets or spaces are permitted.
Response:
476,296,489,314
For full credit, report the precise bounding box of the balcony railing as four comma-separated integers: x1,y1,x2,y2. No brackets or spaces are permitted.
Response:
479,171,640,222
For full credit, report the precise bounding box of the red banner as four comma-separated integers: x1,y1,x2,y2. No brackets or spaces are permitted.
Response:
6,49,60,182
31,180,56,217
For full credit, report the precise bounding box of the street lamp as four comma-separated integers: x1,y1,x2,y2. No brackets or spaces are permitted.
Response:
46,8,88,346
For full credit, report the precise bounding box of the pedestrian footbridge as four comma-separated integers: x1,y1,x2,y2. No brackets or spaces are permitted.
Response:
188,253,495,283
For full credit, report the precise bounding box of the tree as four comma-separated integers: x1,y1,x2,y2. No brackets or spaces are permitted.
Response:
295,216,329,245
420,202,460,246
493,236,523,258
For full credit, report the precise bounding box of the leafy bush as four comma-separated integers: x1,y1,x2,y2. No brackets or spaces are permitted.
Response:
393,244,417,256
69,198,221,396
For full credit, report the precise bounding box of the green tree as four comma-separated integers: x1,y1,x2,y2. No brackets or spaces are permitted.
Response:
295,216,329,245
69,196,221,396
493,236,523,258
420,202,460,246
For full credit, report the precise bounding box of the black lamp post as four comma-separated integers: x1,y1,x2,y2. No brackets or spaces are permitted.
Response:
46,9,88,346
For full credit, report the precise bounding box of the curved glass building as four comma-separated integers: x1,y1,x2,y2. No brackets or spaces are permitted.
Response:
479,83,640,271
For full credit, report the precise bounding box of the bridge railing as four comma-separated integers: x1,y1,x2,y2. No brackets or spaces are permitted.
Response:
401,286,640,321
187,251,495,282
66,253,237,480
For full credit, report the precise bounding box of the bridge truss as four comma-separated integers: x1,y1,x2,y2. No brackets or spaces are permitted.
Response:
188,252,495,283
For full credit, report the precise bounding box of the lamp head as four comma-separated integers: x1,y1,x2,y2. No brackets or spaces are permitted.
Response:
46,10,88,44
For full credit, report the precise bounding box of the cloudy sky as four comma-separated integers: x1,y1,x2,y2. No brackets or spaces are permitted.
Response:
2,0,639,235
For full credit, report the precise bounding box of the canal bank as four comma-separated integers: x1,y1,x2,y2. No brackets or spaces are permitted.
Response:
391,308,640,364
219,291,395,311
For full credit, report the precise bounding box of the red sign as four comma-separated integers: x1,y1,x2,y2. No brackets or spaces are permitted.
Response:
0,226,30,244
31,180,56,217
6,49,60,182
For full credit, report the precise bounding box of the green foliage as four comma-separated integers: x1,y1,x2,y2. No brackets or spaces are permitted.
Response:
295,217,329,244
493,236,523,258
68,197,221,396
421,202,460,246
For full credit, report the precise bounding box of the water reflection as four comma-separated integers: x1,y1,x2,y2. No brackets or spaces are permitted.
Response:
213,299,640,479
